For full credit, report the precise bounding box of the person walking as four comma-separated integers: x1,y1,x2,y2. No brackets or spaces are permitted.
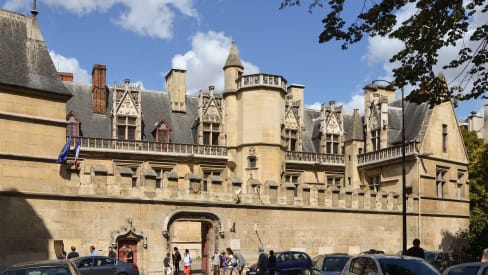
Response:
220,250,227,275
267,250,276,275
183,249,192,275
90,245,98,256
481,248,488,262
67,246,79,259
225,248,235,275
164,252,173,275
406,238,425,259
212,249,221,275
108,247,116,258
173,247,182,273
256,248,268,275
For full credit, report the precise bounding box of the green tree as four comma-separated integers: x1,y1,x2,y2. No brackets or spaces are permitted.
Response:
280,0,487,107
458,129,488,256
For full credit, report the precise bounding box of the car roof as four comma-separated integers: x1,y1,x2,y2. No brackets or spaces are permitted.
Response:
351,254,422,260
446,262,485,268
316,254,349,257
5,260,71,269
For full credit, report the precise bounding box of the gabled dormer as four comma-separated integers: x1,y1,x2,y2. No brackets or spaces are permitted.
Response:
319,101,344,154
112,78,142,140
197,86,224,146
66,111,81,137
282,94,302,151
152,119,171,143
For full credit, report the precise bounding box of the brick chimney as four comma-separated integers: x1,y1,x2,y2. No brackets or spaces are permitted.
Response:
92,64,107,114
58,72,73,83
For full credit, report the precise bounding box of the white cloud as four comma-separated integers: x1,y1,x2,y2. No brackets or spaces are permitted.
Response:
49,50,90,83
171,31,259,95
2,0,197,40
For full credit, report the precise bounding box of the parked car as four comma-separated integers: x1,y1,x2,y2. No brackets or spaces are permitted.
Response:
341,254,440,275
246,251,314,275
71,256,139,275
442,262,488,275
311,254,350,275
1,259,80,275
425,251,457,272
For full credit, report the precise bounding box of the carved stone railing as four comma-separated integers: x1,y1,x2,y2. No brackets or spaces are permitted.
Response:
73,137,227,157
358,141,419,165
237,74,287,90
285,151,345,165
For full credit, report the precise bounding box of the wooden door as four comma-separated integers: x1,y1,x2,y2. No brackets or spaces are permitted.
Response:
117,240,138,264
201,223,211,274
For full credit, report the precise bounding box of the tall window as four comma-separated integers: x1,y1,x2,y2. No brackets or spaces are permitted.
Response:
117,116,136,140
248,156,257,169
285,129,298,151
203,122,219,145
368,176,380,192
203,170,221,192
66,112,80,137
155,120,170,143
442,124,448,153
131,167,137,188
371,130,380,151
327,177,342,188
457,171,464,200
436,169,447,198
325,134,340,154
285,175,299,196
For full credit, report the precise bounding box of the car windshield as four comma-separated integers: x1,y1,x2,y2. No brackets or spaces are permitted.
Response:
323,257,349,272
379,258,440,275
3,266,70,275
445,265,481,275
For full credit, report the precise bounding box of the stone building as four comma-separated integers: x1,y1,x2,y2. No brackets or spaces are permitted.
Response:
0,7,470,274
458,107,488,141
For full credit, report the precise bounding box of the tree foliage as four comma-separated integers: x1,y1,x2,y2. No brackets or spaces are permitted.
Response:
458,129,488,256
280,0,487,107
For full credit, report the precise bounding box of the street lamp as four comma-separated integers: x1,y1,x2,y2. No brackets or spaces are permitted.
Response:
372,79,407,255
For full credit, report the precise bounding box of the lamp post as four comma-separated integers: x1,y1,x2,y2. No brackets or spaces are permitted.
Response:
372,80,407,254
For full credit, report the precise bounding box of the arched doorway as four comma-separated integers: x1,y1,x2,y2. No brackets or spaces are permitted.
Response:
163,210,225,275
110,219,148,266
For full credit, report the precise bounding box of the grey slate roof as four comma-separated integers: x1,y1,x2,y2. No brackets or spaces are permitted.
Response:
65,83,199,144
223,42,243,69
0,10,70,96
387,99,431,145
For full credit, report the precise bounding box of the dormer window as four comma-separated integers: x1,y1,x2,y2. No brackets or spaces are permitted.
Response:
324,134,339,154
285,129,297,151
153,119,171,143
371,130,380,151
117,116,136,140
203,122,219,145
66,111,80,137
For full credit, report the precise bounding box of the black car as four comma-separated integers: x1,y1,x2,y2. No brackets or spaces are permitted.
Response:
425,251,457,272
312,254,350,275
1,259,80,275
247,251,314,275
71,256,139,275
442,261,488,275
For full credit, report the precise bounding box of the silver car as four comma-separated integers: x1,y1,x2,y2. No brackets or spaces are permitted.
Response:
341,254,439,275
71,256,139,275
1,259,80,275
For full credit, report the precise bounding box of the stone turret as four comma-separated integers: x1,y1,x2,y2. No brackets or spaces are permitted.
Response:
223,42,244,93
344,109,364,188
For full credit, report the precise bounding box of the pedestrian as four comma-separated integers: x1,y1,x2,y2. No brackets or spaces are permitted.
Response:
212,249,220,275
220,250,227,275
183,249,192,275
59,249,67,259
173,247,182,273
267,250,276,275
67,246,79,259
405,238,425,259
256,248,268,275
481,248,488,262
225,248,235,275
90,245,98,256
234,252,246,275
164,252,173,275
126,247,134,263
108,247,116,259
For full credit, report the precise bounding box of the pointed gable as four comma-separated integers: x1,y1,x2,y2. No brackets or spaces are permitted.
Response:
116,91,139,116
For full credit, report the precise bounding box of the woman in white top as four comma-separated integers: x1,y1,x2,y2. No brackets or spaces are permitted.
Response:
183,249,192,275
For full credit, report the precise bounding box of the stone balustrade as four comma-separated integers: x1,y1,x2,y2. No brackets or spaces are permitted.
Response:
285,151,345,165
73,137,227,157
358,141,419,165
237,74,287,90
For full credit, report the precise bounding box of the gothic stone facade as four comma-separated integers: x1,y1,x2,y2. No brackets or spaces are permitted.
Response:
0,9,470,273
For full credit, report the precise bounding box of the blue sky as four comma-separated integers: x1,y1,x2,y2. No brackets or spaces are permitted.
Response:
2,0,484,119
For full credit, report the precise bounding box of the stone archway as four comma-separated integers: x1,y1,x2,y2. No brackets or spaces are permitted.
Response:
162,210,225,275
